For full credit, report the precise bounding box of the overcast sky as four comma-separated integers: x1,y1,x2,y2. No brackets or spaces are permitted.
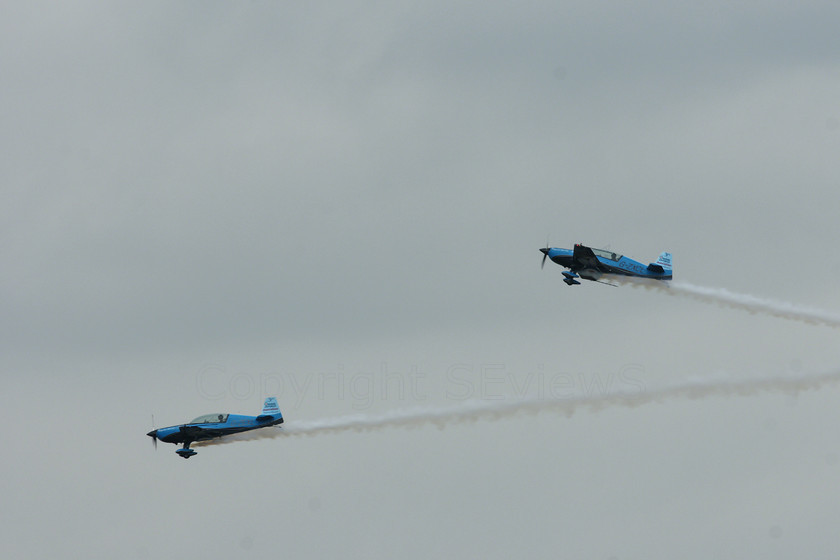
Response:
3,2,840,558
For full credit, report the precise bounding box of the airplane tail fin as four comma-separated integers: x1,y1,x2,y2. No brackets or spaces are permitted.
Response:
261,397,280,415
655,252,672,271
256,397,283,423
647,252,673,277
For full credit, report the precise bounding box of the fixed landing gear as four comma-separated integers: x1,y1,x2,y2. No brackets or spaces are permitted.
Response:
176,442,197,459
562,271,581,286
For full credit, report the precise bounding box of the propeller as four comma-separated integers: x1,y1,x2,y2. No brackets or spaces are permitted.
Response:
148,414,158,449
147,429,158,449
540,241,551,269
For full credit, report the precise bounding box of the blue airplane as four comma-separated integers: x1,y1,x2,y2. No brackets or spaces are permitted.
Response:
540,243,672,286
147,397,283,458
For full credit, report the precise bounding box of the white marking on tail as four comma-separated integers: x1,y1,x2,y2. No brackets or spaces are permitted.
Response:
261,397,280,415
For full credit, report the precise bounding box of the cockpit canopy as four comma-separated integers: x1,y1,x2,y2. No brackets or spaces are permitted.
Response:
591,248,622,261
190,413,229,424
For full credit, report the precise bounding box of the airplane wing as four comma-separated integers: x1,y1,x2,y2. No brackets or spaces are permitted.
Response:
572,244,603,270
179,425,224,441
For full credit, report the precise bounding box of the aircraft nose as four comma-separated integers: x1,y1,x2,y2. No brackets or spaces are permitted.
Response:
147,430,157,438
539,248,549,255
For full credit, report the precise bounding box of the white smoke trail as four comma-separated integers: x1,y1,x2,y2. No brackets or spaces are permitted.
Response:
196,368,840,446
617,277,840,328
195,281,840,449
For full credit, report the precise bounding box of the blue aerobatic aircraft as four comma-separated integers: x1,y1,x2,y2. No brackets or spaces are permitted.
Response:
147,397,283,458
540,243,672,286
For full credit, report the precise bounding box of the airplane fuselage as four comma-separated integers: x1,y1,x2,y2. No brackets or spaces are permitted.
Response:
147,397,283,459
540,244,672,285
151,414,284,445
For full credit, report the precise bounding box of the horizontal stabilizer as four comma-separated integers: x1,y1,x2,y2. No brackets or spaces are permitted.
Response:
256,415,284,423
647,263,664,273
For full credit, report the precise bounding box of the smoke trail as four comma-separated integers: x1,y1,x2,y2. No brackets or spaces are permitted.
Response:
195,281,840,449
196,368,840,446
617,277,840,328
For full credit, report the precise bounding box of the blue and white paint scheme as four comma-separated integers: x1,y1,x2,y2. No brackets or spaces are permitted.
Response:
147,397,283,459
540,243,672,286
